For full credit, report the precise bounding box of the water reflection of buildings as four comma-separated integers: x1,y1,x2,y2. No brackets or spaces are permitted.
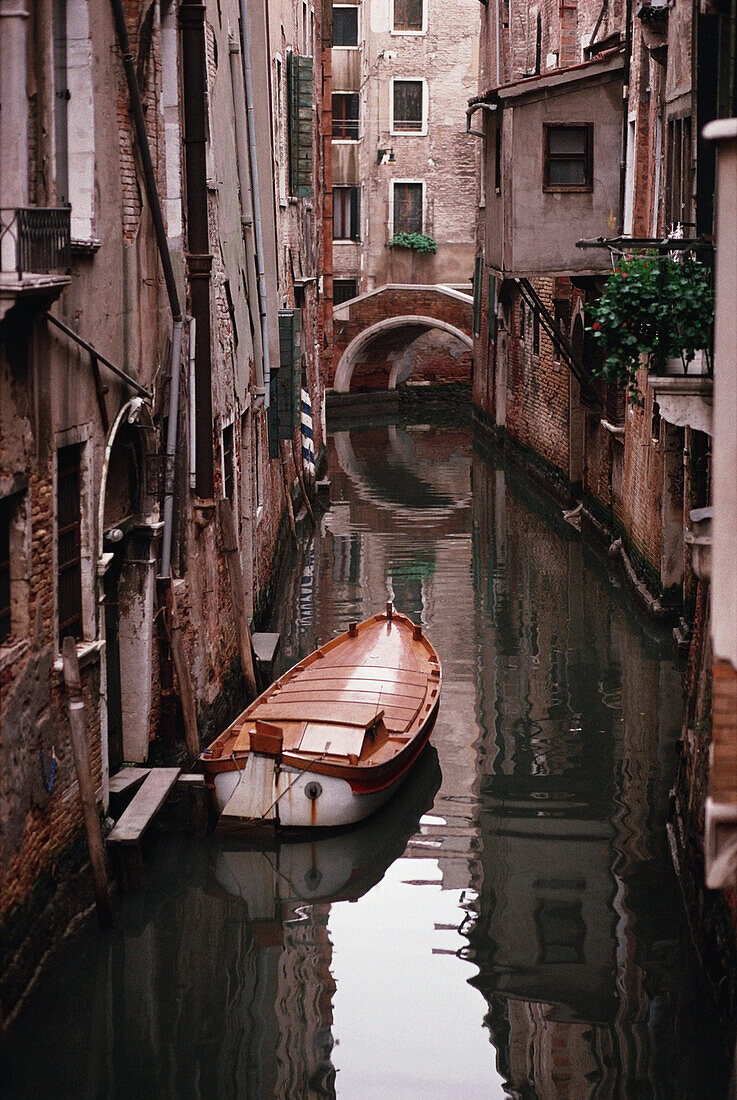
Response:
467,441,703,1097
8,750,440,1098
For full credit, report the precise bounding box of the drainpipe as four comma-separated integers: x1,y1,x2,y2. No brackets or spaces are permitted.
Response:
180,0,215,496
0,0,29,210
239,0,271,405
228,33,265,393
110,0,184,578
618,0,633,235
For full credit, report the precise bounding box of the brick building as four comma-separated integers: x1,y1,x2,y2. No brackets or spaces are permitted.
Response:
471,0,737,1012
0,0,329,1014
328,0,479,390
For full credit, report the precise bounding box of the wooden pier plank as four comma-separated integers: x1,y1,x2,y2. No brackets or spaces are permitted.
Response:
108,768,181,845
109,767,150,796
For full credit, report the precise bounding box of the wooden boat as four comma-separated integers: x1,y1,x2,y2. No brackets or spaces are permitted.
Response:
199,602,442,831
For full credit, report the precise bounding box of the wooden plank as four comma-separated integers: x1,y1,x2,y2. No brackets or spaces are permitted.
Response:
275,678,426,700
252,632,281,666
62,637,113,927
287,664,427,686
255,700,385,727
269,689,419,717
109,767,150,796
218,498,258,699
108,768,180,845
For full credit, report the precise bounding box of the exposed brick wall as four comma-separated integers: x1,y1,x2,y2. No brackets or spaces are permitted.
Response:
332,287,473,390
504,280,571,483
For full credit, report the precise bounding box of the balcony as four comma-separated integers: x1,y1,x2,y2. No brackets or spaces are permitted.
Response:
0,207,71,318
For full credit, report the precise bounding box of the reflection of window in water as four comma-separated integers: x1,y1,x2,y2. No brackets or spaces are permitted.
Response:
332,534,361,585
535,900,586,965
391,573,423,619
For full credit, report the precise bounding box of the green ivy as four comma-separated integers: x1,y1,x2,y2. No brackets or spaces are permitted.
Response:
586,253,713,400
389,232,438,254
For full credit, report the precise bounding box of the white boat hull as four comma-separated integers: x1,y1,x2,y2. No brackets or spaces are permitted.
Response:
214,757,407,829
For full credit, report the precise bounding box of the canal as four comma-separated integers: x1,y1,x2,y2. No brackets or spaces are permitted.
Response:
4,415,731,1097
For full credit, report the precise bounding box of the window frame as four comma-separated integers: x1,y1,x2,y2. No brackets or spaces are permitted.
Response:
390,78,427,136
542,123,593,193
221,419,235,501
390,179,425,235
391,0,426,35
333,185,361,241
333,4,359,48
332,91,360,142
665,114,693,228
56,443,84,643
333,278,359,305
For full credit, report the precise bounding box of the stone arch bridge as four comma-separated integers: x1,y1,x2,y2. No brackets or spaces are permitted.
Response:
330,284,474,393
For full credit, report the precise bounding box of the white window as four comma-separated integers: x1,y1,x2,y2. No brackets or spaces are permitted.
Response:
391,180,424,235
161,0,183,241
54,0,96,241
392,0,426,35
623,114,636,236
391,79,427,136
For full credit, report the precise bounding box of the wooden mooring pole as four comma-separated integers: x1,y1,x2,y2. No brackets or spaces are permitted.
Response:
217,498,259,699
166,582,201,764
61,637,113,928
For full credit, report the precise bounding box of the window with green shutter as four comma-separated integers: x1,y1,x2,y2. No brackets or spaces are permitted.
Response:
288,53,314,197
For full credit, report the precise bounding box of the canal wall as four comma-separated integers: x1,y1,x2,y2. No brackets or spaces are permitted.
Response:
474,406,737,1038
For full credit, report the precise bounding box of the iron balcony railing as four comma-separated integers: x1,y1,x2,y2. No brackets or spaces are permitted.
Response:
0,206,71,278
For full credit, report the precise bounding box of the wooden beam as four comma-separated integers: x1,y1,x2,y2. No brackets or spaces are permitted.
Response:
217,497,258,699
62,637,113,928
167,583,201,763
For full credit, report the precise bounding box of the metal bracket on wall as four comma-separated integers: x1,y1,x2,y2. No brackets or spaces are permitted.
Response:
515,278,602,411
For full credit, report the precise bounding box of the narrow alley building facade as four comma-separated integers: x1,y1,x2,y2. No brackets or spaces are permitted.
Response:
0,0,330,1015
471,0,737,1012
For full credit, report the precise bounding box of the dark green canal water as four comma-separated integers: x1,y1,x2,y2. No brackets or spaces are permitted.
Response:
4,418,730,1098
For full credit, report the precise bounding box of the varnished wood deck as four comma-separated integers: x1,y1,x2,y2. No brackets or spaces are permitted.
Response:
202,608,441,779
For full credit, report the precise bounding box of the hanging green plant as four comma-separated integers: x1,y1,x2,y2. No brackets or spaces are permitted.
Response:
586,252,713,399
389,232,438,254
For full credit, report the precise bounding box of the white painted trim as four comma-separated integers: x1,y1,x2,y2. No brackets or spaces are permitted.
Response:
66,0,95,241
334,315,472,392
390,78,428,137
390,0,427,36
333,282,472,315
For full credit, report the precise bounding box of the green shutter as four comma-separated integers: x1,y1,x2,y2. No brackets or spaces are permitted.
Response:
288,53,314,198
472,255,483,336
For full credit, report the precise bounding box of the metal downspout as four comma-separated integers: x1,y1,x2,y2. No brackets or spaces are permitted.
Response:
109,0,184,579
180,1,215,500
239,0,271,406
618,0,633,235
228,33,265,394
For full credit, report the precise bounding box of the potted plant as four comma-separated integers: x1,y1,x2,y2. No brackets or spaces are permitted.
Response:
389,232,438,254
587,252,713,401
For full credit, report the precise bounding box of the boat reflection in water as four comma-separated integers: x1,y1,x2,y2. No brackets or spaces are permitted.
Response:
213,744,442,915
